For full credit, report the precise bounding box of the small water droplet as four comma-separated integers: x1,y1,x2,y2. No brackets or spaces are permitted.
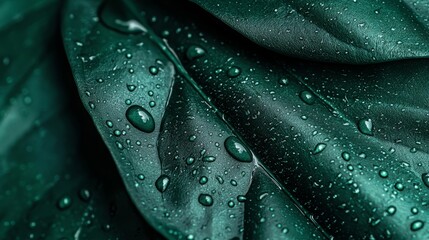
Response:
299,91,315,105
224,136,252,162
358,118,373,136
410,220,424,231
113,129,122,136
386,206,396,215
379,170,388,178
198,194,213,206
106,120,113,128
189,135,197,142
127,84,136,92
411,207,419,215
227,67,241,78
79,189,91,202
57,196,72,210
126,105,155,133
394,182,404,191
312,143,327,155
88,102,96,109
186,157,195,165
216,175,224,184
149,101,156,108
342,152,351,161
202,156,216,162
279,77,289,86
137,174,145,180
237,195,247,202
199,176,208,185
155,175,170,193
149,66,159,75
230,180,237,186
186,45,206,60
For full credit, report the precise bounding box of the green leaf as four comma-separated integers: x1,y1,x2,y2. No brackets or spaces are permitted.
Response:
0,0,163,239
189,0,429,64
62,0,429,239
62,0,328,239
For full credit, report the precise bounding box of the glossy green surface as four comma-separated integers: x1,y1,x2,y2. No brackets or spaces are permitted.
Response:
2,0,429,238
190,0,429,63
0,0,162,239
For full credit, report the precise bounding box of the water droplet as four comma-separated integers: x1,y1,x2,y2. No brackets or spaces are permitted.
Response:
342,152,351,161
189,135,197,142
149,66,159,75
115,141,124,150
227,67,241,78
113,129,122,136
199,176,208,185
79,189,91,202
394,182,404,191
137,174,145,180
224,136,252,162
298,91,314,105
237,195,247,202
127,84,136,92
186,157,195,165
312,143,327,155
279,77,289,86
411,207,419,215
379,170,388,178
148,90,154,96
198,194,213,206
149,101,156,108
410,220,424,231
155,175,170,193
106,120,113,128
202,156,216,162
57,196,72,210
126,105,155,133
386,206,396,215
186,45,206,60
230,180,238,186
358,118,374,136
88,102,96,109
228,200,235,208
421,173,429,188
216,175,224,184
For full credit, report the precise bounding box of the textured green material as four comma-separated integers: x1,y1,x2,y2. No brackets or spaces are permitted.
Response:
190,0,429,63
0,0,162,239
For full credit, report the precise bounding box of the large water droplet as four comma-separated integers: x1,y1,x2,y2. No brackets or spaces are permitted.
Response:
186,45,206,60
421,173,429,188
410,220,424,231
312,143,327,155
126,105,155,133
224,136,252,162
299,91,315,105
358,118,374,136
227,67,241,78
155,175,170,193
198,194,213,206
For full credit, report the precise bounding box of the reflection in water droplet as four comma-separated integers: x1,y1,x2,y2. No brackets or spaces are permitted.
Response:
410,220,424,231
227,67,241,78
186,45,206,60
358,118,374,136
312,143,327,155
202,156,216,162
149,66,159,75
155,175,170,193
342,152,351,161
198,194,213,206
422,173,429,188
126,105,155,133
57,196,72,210
299,91,315,105
224,136,252,162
